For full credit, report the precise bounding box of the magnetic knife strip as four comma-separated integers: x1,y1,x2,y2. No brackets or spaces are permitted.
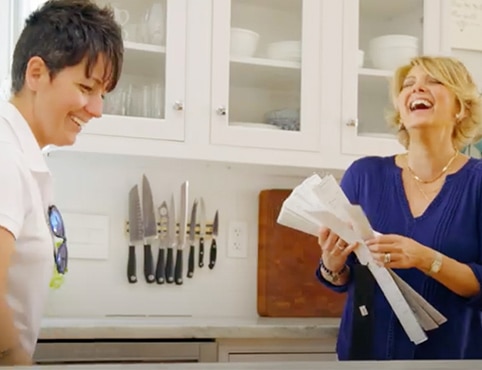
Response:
125,222,215,236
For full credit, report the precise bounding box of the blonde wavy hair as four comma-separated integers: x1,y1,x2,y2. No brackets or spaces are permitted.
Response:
386,56,482,150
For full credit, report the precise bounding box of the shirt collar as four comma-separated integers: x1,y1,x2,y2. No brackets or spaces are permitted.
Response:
0,100,50,173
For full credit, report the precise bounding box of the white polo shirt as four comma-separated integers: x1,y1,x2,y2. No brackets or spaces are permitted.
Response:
0,101,54,356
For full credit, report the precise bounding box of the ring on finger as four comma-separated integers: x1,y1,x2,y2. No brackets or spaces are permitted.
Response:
384,252,391,264
335,239,346,250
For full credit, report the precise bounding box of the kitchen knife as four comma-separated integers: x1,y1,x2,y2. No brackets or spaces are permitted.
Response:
155,201,168,284
198,197,206,268
187,199,198,278
208,210,218,270
165,194,176,284
141,174,156,283
175,181,189,285
128,185,143,284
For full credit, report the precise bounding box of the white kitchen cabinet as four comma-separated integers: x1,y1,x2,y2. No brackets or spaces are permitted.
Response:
0,0,456,169
209,0,322,152
85,0,187,142
3,0,187,142
337,0,450,158
217,338,336,363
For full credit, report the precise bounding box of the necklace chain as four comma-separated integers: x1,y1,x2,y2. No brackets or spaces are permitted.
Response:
412,178,440,201
406,149,459,184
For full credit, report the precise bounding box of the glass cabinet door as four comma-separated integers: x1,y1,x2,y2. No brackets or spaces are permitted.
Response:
341,0,446,156
89,0,186,141
8,0,186,142
211,0,322,151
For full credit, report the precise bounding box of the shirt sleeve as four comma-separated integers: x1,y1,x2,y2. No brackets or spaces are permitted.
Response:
315,160,362,292
0,146,26,239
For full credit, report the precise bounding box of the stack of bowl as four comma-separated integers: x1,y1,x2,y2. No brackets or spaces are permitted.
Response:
368,34,418,70
230,27,260,57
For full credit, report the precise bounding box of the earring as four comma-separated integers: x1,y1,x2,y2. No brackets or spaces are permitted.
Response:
455,112,463,122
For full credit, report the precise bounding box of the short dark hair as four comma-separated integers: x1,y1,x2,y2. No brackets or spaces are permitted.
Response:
11,0,124,94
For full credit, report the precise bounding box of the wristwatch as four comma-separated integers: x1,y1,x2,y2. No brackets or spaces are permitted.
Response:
427,251,443,276
320,259,347,283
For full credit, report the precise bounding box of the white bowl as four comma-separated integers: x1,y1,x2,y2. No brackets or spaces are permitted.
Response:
358,49,364,68
230,28,259,57
369,35,418,70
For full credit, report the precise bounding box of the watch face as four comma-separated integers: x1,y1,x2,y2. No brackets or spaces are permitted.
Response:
432,260,442,273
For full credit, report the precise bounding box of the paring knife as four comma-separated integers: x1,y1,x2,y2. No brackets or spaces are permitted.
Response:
127,185,143,284
155,201,169,284
198,198,206,268
141,175,157,283
187,199,198,278
165,194,176,284
209,210,219,270
175,181,189,285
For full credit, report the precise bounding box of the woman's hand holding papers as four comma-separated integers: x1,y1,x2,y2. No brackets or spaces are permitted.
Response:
365,234,431,269
318,227,358,285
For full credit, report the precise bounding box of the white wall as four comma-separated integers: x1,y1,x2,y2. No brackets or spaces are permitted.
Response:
43,151,320,318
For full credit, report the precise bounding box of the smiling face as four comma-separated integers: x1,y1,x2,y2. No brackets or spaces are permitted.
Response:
396,65,459,132
25,55,109,147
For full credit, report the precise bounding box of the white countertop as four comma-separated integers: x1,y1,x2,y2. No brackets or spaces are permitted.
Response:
39,316,340,340
8,360,482,370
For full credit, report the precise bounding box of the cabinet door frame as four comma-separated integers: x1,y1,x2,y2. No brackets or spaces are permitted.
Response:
83,0,188,142
210,0,323,152
340,0,448,157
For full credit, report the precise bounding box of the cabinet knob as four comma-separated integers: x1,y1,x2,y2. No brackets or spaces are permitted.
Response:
173,101,184,111
216,106,227,116
346,119,358,127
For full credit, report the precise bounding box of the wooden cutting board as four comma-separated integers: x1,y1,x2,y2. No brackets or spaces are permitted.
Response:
257,189,346,317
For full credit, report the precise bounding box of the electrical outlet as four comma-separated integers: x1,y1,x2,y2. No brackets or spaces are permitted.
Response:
227,221,248,258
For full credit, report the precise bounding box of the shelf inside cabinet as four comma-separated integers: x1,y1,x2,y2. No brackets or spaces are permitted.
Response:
230,57,300,90
122,41,166,79
358,71,391,95
358,68,392,78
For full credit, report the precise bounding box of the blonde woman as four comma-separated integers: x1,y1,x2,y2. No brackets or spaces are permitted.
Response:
317,56,482,360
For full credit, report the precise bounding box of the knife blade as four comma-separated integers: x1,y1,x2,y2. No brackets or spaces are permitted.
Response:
208,210,218,270
165,194,176,284
128,185,143,283
141,174,156,283
175,181,189,285
198,197,206,268
187,199,198,278
155,201,168,284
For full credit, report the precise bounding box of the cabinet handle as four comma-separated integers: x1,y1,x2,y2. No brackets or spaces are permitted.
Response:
346,119,358,127
216,106,227,116
173,101,184,111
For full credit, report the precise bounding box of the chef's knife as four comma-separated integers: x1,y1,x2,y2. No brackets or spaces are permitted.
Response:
208,210,218,270
187,199,198,278
141,175,156,283
175,181,189,285
198,197,206,268
128,185,143,284
155,201,168,284
165,194,176,284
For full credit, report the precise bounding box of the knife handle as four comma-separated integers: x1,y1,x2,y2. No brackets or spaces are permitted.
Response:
155,248,165,284
208,238,217,270
166,248,174,284
143,244,155,283
187,244,195,278
127,245,137,283
198,237,204,268
175,249,183,285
